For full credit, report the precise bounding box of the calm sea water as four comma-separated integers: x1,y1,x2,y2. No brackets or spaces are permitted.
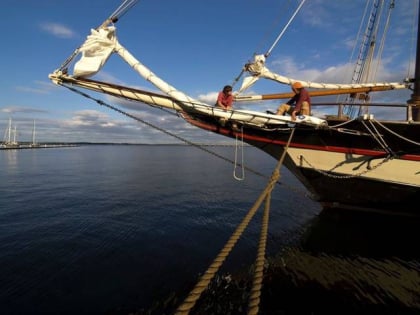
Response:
0,145,419,314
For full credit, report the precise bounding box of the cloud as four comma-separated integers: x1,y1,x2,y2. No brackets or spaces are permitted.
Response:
269,52,407,85
47,106,213,144
197,91,218,104
301,1,331,27
40,22,75,38
270,55,326,82
65,110,115,127
1,106,47,114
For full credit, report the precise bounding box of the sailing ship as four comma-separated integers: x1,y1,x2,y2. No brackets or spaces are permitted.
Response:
1,118,20,149
49,0,420,215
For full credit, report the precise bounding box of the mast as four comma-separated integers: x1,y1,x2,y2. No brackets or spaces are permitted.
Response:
7,118,11,144
13,125,17,145
408,2,420,121
32,120,36,145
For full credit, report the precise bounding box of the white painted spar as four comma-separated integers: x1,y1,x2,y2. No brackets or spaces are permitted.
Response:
191,104,327,126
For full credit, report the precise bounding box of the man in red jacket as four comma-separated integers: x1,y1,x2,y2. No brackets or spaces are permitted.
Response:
216,85,234,110
276,81,311,121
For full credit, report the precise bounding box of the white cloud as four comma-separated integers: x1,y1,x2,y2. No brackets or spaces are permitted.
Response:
40,22,75,38
197,91,218,104
66,110,111,127
1,106,46,114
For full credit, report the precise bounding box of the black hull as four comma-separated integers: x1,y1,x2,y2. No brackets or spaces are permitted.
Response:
298,167,418,215
183,113,420,215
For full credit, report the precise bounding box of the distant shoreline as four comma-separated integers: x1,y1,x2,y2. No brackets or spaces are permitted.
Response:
0,144,78,150
0,143,243,150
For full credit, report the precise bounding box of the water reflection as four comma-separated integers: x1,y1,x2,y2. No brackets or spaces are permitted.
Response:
301,209,420,259
1,149,18,168
132,209,420,315
263,209,420,314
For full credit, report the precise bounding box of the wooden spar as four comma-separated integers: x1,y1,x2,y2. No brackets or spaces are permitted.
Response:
49,74,185,111
234,85,405,101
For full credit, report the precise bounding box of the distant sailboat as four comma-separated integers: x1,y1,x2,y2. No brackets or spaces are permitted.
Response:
30,120,39,147
1,119,77,150
1,118,19,148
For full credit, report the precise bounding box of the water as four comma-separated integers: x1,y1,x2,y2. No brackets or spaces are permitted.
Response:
0,145,419,314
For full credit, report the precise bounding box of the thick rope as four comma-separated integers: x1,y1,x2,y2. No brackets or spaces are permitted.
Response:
373,118,420,146
174,175,277,315
247,191,271,315
361,120,394,155
247,128,295,315
175,129,295,315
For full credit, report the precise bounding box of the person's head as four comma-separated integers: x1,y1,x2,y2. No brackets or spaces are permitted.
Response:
292,81,303,93
223,85,233,94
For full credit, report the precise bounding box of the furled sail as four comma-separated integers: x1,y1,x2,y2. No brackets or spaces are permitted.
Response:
73,27,117,77
238,54,408,93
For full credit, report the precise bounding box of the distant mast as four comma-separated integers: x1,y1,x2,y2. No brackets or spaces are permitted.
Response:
12,124,17,145
7,118,12,144
6,118,18,146
32,120,36,146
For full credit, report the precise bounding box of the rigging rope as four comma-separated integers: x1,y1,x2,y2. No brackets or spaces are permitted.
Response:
265,0,307,58
407,0,418,79
361,119,394,155
232,0,306,88
56,0,139,73
373,118,420,146
372,0,394,83
341,0,396,118
108,0,139,22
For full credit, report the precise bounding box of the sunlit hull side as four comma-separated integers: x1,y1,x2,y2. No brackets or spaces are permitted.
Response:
183,112,420,215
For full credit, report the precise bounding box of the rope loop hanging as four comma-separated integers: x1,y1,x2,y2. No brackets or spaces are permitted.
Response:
233,126,245,181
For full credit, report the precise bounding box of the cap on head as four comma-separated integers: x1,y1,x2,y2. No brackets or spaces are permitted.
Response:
223,85,233,93
292,82,303,89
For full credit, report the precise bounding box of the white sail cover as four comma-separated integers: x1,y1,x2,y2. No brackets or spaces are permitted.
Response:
73,27,117,78
239,54,407,93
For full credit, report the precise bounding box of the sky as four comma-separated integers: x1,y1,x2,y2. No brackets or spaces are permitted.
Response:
0,0,417,144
